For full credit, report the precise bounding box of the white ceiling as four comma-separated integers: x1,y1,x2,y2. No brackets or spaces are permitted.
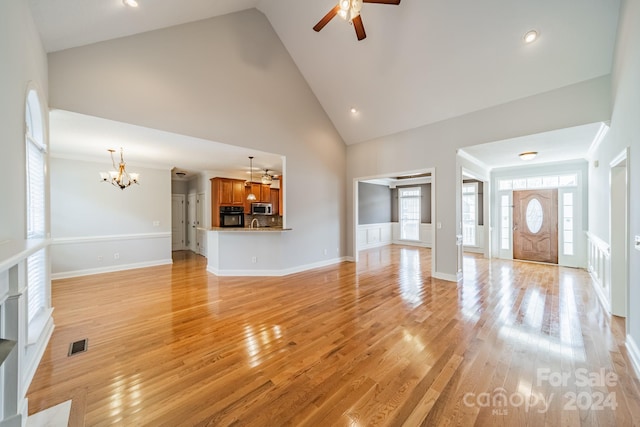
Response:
28,0,621,174
50,110,283,181
459,122,606,170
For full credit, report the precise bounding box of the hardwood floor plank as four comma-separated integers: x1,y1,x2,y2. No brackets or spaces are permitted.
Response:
26,247,640,426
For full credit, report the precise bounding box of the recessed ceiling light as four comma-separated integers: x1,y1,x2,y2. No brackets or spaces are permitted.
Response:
123,0,139,7
519,151,538,161
350,107,358,114
523,30,539,44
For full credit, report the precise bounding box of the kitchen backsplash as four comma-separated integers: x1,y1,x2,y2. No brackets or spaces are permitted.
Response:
245,214,283,228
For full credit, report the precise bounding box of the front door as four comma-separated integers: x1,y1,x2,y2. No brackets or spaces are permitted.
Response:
513,189,558,264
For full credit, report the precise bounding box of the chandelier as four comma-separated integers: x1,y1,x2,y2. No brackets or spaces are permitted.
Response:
99,148,139,190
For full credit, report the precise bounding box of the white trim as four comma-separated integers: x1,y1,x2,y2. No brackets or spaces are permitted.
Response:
23,315,54,393
586,122,610,160
457,149,492,173
51,259,173,280
626,334,640,379
432,271,460,282
52,232,171,245
585,231,611,313
609,146,628,168
585,231,610,256
0,239,49,273
207,257,349,277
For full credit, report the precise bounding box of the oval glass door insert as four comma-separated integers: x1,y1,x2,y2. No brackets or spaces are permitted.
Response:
526,198,544,234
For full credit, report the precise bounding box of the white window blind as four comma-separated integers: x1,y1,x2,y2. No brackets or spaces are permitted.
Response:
27,249,46,322
26,136,46,238
25,89,47,324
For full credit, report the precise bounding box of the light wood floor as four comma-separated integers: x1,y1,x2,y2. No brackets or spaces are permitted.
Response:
28,246,640,426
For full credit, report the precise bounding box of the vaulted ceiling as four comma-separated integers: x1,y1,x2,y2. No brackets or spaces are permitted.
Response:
28,0,621,171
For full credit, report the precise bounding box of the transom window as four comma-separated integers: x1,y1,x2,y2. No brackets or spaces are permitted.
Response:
498,174,577,191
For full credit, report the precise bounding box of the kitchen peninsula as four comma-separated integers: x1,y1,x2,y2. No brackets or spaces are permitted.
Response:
207,176,293,276
206,226,292,276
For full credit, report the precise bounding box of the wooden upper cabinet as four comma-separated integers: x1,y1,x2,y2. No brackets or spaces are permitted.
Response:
231,180,245,205
214,178,245,207
218,179,233,205
270,188,279,215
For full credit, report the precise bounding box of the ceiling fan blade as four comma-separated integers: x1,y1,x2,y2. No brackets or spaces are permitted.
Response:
313,5,340,32
363,0,401,4
352,15,367,41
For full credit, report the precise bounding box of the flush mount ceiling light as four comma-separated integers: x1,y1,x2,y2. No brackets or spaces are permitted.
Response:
123,0,139,7
99,148,140,190
523,30,539,44
350,107,358,114
247,156,257,201
519,151,538,161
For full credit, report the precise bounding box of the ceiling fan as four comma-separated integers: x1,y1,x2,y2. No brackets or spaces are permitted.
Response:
313,0,401,41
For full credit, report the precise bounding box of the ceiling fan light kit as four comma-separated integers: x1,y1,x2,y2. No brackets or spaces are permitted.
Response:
313,0,401,41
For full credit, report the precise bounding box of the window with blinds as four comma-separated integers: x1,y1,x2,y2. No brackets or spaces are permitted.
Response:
25,89,47,323
27,249,46,322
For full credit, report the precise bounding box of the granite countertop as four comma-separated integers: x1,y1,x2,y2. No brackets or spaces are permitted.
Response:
208,227,291,232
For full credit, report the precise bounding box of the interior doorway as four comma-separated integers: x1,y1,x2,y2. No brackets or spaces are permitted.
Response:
610,149,628,318
513,189,558,264
171,194,185,251
187,193,197,252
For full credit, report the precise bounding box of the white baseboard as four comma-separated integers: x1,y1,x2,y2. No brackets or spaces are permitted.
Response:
463,246,484,254
589,272,611,314
51,259,173,280
23,316,54,396
392,240,431,248
626,334,640,379
432,271,460,283
207,257,349,277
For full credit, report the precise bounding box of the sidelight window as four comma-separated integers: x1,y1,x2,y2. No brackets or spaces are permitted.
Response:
462,183,477,245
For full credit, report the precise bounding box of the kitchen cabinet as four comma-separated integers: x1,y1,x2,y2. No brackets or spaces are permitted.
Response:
214,178,245,206
211,177,247,227
244,183,272,211
270,188,279,215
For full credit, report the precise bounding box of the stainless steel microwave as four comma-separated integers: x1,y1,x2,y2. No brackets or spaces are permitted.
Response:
251,203,273,215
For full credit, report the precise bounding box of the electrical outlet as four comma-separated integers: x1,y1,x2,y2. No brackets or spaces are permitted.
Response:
251,256,257,263
153,221,160,227
114,252,120,260
323,249,328,255
97,255,103,262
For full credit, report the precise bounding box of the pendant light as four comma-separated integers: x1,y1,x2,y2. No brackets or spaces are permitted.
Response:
247,156,257,201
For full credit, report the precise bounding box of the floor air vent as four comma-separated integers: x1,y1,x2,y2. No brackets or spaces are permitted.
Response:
68,339,88,356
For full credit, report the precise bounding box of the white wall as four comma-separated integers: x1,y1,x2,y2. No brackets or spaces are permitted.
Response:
0,0,48,242
0,1,51,424
50,157,172,278
589,0,640,374
47,9,346,271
